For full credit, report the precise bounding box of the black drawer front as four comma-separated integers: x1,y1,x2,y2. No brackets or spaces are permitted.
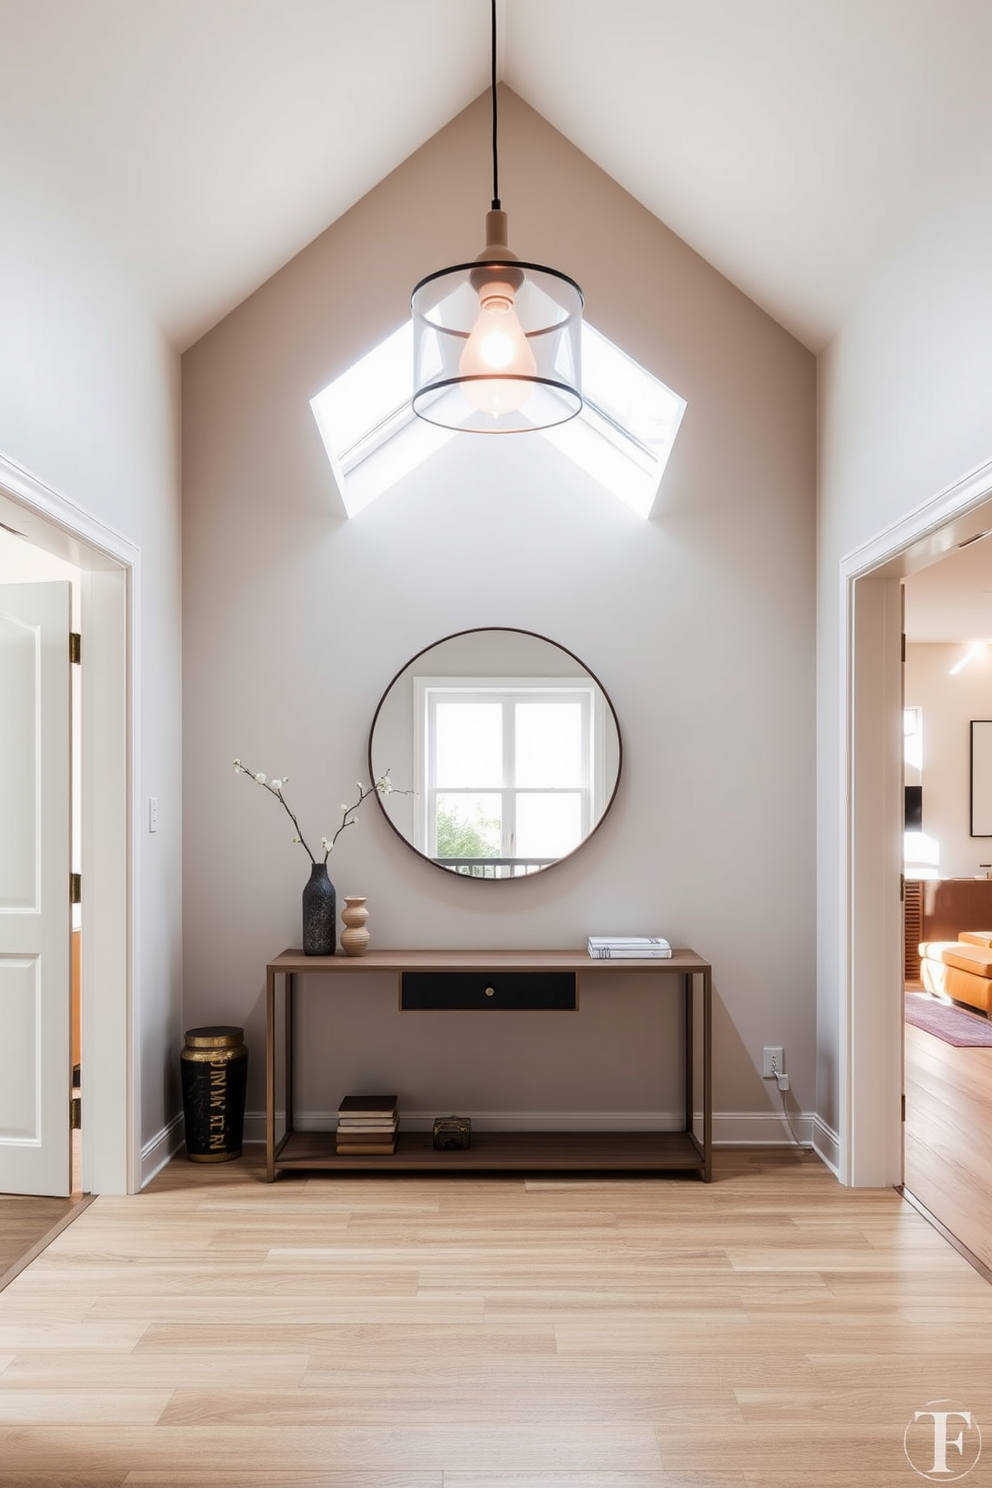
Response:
401,971,576,1011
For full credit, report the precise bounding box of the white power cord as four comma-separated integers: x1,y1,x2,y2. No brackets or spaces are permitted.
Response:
774,1072,811,1149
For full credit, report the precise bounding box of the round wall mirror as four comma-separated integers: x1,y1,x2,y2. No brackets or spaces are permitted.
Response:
369,628,622,878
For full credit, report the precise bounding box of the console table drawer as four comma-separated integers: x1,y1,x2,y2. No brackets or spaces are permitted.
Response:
401,970,576,1011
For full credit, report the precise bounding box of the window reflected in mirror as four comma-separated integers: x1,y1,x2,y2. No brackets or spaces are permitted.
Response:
369,630,622,879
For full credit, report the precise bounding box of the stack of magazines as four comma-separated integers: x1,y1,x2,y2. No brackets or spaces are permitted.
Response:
587,937,672,959
336,1094,399,1154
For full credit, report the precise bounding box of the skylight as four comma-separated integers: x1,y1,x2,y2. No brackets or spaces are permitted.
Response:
310,320,685,519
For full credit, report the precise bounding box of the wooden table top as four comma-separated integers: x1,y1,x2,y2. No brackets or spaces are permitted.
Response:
267,947,710,974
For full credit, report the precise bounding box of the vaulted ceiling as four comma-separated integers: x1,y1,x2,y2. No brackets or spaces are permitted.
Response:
3,0,990,353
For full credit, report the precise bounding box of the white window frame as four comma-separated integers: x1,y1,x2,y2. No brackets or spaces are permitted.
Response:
414,675,604,871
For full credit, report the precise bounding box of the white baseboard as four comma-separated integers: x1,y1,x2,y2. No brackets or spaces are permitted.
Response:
243,1108,816,1149
811,1114,841,1176
140,1113,185,1188
711,1111,815,1147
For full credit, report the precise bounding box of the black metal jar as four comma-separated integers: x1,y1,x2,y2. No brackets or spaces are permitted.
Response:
180,1026,248,1162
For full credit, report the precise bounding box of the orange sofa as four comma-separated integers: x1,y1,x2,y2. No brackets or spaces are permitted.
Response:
919,931,992,1014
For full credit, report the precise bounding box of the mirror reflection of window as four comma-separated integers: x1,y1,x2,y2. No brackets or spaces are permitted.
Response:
368,628,622,879
420,680,596,877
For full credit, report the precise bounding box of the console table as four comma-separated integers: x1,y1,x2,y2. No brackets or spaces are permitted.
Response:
265,948,712,1181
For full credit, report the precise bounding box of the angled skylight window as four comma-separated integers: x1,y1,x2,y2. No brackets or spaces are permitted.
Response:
310,320,685,519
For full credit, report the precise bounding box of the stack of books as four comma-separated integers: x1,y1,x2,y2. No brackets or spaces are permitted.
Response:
587,936,672,959
336,1094,399,1155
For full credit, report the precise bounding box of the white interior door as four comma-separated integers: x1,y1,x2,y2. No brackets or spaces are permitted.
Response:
0,581,71,1195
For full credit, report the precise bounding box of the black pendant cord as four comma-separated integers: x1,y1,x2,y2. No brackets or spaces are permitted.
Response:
490,0,500,210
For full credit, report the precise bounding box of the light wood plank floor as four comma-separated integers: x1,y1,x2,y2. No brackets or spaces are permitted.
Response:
0,1194,91,1295
0,1128,87,1294
1,1148,991,1485
904,1011,992,1273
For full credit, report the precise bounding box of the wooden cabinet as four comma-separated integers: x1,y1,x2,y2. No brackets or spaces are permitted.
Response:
906,878,992,979
905,880,923,981
265,947,712,1182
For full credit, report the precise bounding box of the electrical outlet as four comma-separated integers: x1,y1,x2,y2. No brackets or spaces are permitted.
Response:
762,1046,784,1079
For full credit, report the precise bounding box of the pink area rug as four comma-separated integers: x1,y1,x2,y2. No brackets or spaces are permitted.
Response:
905,992,992,1047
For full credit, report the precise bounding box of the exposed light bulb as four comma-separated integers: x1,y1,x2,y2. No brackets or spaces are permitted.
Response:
459,282,537,415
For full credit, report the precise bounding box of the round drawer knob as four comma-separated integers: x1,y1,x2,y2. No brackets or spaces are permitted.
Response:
485,986,496,997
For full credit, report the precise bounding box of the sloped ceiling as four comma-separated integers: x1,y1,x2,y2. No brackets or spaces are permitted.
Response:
2,0,991,353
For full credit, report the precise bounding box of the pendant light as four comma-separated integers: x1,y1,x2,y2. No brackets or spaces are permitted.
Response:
411,0,583,433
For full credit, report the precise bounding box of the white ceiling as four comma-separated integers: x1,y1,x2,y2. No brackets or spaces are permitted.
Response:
3,0,992,353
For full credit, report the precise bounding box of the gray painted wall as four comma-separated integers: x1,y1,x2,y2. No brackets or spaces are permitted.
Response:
182,91,817,1140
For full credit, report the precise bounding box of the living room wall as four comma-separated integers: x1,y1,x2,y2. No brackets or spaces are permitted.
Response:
182,90,816,1144
904,643,992,880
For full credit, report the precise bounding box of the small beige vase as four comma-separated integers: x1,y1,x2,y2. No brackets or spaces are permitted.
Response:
340,895,370,957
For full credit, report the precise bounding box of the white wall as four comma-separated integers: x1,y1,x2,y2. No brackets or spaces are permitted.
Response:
904,643,992,879
182,90,816,1141
818,171,992,1140
0,140,183,1181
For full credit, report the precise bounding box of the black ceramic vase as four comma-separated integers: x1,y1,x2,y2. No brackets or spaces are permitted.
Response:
302,861,336,955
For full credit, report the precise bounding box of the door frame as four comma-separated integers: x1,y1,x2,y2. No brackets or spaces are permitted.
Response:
841,453,992,1187
0,450,137,1194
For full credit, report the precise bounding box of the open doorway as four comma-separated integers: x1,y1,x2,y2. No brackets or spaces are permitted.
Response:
841,456,992,1223
900,536,992,1270
0,455,134,1196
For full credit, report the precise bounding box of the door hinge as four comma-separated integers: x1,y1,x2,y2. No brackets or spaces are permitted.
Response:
900,873,905,902
901,1093,906,1123
901,633,906,663
70,1095,81,1131
70,632,81,665
70,872,81,905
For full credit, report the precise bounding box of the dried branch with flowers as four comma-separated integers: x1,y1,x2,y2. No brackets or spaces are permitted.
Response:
233,760,396,865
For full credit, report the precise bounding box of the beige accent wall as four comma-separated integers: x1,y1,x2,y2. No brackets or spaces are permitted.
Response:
182,90,816,1135
0,142,183,1173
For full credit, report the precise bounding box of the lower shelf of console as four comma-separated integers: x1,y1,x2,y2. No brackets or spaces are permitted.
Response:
272,1128,706,1174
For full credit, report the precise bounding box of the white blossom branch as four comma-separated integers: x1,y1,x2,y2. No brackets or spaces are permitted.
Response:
233,760,405,865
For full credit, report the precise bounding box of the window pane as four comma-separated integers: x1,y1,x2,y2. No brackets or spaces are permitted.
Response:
515,794,583,858
515,702,583,787
435,703,502,787
435,794,502,858
904,705,923,773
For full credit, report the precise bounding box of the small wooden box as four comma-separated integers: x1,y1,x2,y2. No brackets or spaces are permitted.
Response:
433,1115,472,1150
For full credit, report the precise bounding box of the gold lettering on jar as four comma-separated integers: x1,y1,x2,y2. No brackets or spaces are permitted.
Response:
208,1058,228,1147
209,1060,227,1109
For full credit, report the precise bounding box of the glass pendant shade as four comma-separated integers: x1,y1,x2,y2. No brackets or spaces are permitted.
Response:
412,210,583,434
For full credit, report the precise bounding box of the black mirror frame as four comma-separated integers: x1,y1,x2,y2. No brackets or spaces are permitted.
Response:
367,626,623,880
